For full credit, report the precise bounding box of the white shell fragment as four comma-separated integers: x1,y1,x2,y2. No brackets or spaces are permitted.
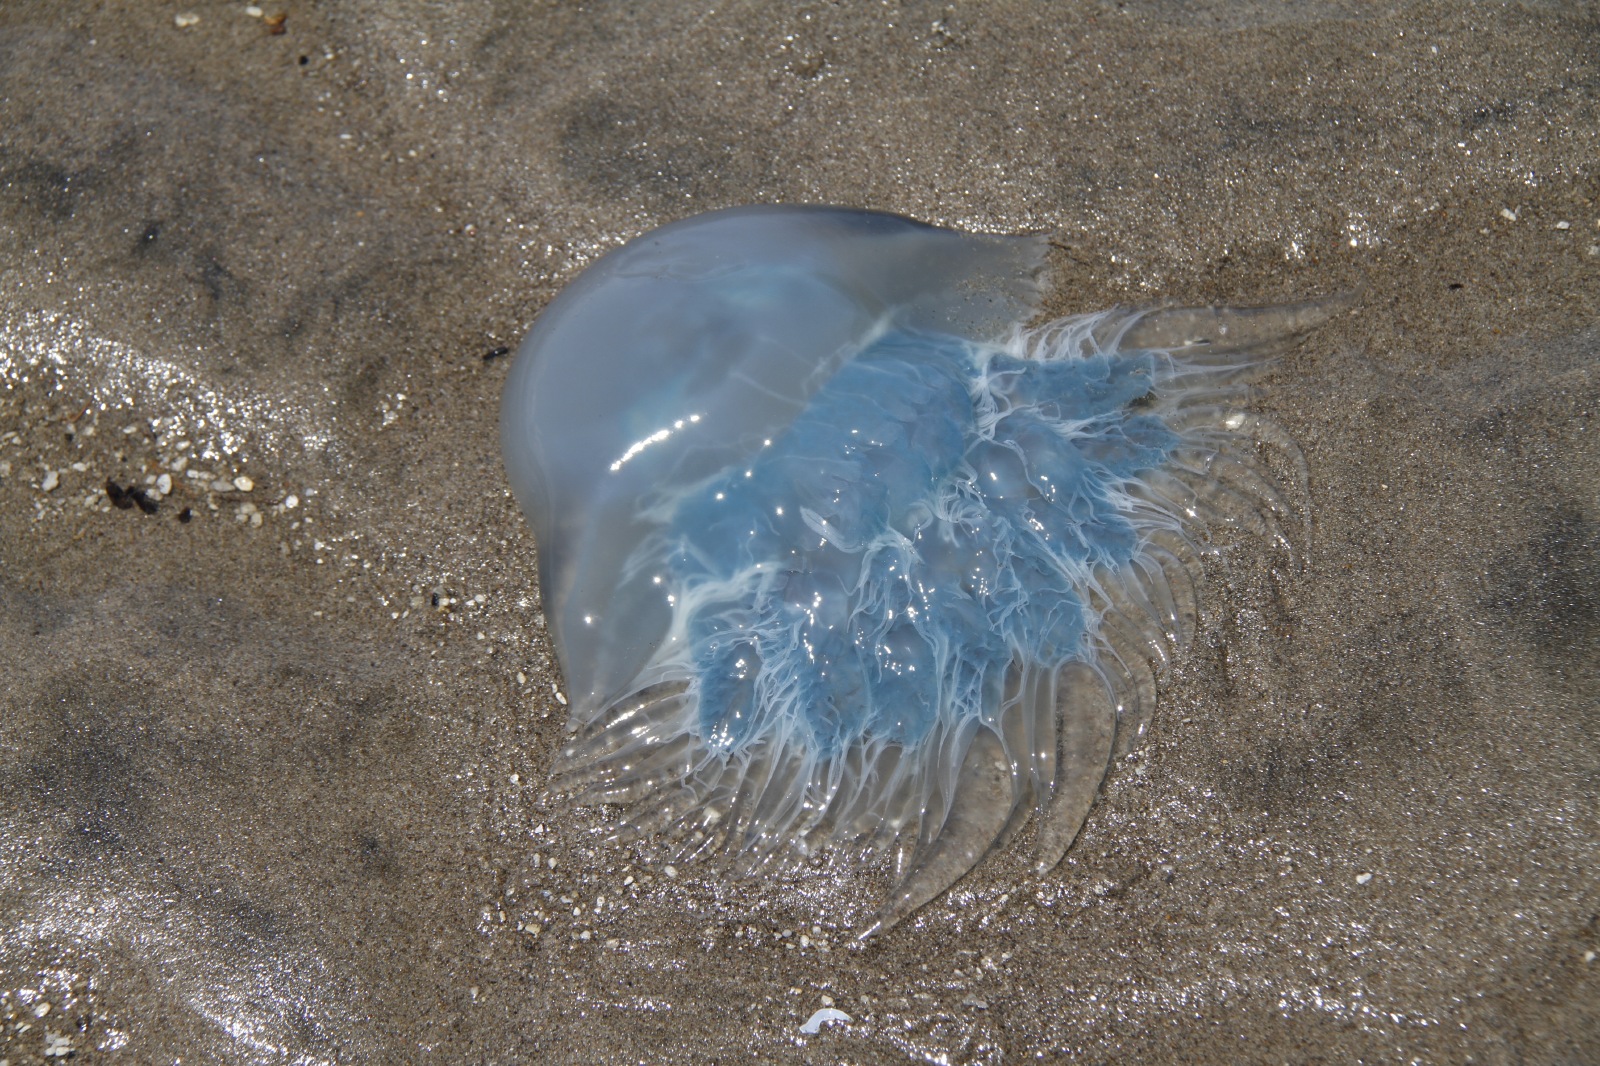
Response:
799,1007,852,1034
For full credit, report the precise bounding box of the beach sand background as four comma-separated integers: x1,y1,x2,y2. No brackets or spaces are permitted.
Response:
1,1,1596,1062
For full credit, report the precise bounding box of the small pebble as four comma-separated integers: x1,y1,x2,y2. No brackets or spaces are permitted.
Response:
1355,872,1373,885
1555,220,1571,230
40,470,59,492
155,472,172,496
663,865,678,879
174,12,200,27
234,475,254,492
245,4,263,15
1499,207,1518,222
284,494,299,509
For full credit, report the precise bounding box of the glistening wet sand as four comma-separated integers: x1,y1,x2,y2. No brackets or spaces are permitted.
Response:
1,2,1596,1061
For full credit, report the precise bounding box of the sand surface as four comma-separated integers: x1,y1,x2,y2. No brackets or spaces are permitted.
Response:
1,1,1596,1062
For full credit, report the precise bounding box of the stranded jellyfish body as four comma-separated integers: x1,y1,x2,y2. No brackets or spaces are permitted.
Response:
501,205,1333,935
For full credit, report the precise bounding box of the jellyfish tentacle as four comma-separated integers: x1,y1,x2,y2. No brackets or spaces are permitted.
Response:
1165,457,1297,548
1173,449,1308,559
1093,562,1176,663
571,734,699,809
1141,464,1294,554
1117,294,1351,358
1034,661,1118,872
1198,446,1305,521
1124,552,1189,649
1098,651,1153,758
741,746,814,854
990,663,1054,854
549,683,695,799
723,743,790,849
1152,385,1261,421
555,680,691,762
1021,662,1061,816
1158,403,1265,438
862,724,1016,940
617,783,704,843
1213,412,1311,492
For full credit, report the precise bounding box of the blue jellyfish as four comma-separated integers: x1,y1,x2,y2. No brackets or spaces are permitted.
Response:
500,205,1338,936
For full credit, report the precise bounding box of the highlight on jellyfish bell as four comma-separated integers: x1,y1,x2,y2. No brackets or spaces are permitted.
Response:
500,205,1344,937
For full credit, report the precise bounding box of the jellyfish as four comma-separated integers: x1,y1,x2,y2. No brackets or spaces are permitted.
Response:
500,205,1338,936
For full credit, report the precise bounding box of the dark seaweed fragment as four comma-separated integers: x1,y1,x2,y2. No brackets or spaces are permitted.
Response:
105,477,134,509
105,477,159,515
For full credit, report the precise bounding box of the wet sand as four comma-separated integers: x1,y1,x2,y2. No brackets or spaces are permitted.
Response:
1,1,1596,1062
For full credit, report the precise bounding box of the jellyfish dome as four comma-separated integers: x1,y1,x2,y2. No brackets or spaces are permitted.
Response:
501,205,1335,935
